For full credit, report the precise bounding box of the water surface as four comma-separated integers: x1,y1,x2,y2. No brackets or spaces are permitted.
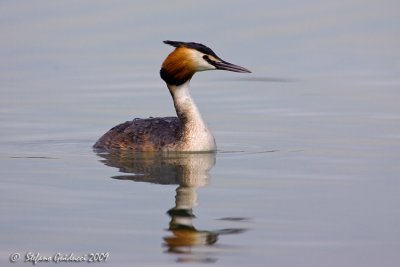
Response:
1,1,400,266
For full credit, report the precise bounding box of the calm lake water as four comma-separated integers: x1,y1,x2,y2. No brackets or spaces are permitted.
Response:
1,1,400,266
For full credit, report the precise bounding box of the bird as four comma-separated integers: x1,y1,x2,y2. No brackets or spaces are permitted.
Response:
93,40,251,152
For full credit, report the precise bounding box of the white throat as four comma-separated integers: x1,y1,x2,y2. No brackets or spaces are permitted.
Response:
168,81,216,151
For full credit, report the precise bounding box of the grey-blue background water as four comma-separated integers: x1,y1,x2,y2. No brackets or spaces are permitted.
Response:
1,1,399,266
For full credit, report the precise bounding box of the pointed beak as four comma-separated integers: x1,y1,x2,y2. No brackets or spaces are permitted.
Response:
214,60,251,73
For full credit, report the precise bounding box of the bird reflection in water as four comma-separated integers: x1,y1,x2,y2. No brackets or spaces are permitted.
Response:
96,151,246,263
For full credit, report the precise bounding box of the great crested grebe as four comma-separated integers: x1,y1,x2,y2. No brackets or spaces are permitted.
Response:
94,40,251,152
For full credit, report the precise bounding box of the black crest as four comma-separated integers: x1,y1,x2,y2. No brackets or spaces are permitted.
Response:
163,40,221,60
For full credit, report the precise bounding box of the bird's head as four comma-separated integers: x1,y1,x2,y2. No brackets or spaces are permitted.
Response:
160,40,251,86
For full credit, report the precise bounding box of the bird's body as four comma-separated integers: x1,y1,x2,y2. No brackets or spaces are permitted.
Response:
94,41,250,152
94,117,181,151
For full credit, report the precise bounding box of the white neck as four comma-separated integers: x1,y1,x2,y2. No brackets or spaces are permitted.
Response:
168,81,216,151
